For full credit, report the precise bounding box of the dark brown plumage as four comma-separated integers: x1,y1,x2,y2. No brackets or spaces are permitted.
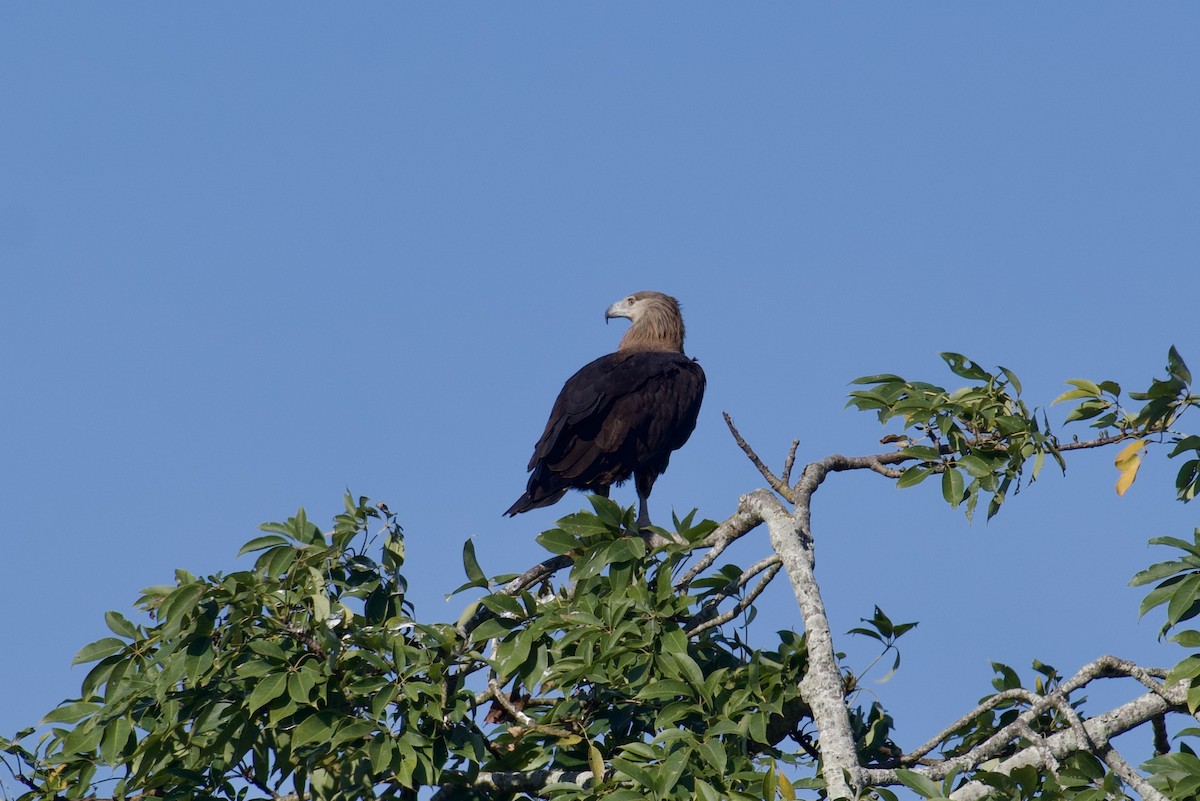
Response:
505,291,705,529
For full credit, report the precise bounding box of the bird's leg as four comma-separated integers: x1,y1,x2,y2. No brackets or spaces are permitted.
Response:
636,495,652,531
634,471,656,530
635,491,681,548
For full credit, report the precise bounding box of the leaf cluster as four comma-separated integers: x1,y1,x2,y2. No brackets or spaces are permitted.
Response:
848,353,1060,520
1053,346,1199,501
1132,530,1200,715
8,496,464,800
457,498,825,800
1,496,907,801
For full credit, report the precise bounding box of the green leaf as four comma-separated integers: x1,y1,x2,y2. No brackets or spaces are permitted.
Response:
1065,378,1102,396
248,671,288,712
669,649,706,690
237,534,290,556
1170,630,1200,648
157,582,206,624
103,611,139,640
469,617,517,642
588,494,630,528
940,353,991,381
956,454,993,478
999,366,1023,395
1167,574,1200,627
292,710,338,748
1131,560,1190,587
610,756,656,789
695,779,723,801
1178,459,1200,502
1168,346,1192,385
1141,578,1185,619
557,511,613,538
61,719,103,756
900,445,942,462
607,536,647,563
462,538,486,584
896,768,943,798
634,680,693,700
1167,656,1200,686
535,528,581,555
942,467,964,507
248,638,289,662
98,717,132,766
479,592,525,618
72,637,126,666
896,465,932,489
851,373,905,385
656,747,690,796
41,701,101,725
697,738,727,774
1150,534,1200,558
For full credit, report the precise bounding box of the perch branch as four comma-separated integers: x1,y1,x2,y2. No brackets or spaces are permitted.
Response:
674,497,764,590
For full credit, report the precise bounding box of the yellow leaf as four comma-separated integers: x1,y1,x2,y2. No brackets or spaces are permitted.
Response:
1114,439,1146,471
1114,439,1146,496
1116,455,1142,496
587,741,605,783
779,771,797,801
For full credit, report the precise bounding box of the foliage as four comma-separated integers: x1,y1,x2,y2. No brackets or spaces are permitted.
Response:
0,496,903,801
4,347,1200,801
848,348,1199,519
847,353,1065,520
1051,345,1200,501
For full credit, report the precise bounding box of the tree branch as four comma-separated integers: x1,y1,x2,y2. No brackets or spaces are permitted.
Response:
943,684,1185,801
723,412,797,501
860,675,1189,799
744,488,862,798
674,497,764,590
685,555,782,636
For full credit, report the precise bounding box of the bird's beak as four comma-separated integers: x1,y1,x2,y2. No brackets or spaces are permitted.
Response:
605,301,631,323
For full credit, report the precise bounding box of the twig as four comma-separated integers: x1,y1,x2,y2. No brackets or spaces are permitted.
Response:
901,688,1044,764
487,677,534,727
459,553,574,637
723,412,796,501
674,498,763,591
781,439,801,486
1012,721,1060,779
1056,433,1132,452
686,558,782,636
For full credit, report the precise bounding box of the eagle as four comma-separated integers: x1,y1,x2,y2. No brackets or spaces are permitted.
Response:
505,291,706,530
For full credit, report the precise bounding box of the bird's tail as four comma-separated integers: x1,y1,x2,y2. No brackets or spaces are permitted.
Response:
504,487,568,517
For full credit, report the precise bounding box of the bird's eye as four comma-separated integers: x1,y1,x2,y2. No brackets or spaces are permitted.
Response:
626,297,635,306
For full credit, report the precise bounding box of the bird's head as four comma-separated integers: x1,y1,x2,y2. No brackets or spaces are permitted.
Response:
606,291,685,352
605,291,672,323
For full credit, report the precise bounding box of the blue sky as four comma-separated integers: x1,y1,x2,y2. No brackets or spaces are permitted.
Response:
3,4,1199,771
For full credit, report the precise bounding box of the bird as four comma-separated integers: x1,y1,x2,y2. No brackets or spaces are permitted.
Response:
505,291,706,530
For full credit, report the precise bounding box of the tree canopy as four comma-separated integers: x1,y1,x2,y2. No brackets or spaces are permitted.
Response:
4,348,1200,801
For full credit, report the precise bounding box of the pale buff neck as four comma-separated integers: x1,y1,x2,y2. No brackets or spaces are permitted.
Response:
618,298,686,353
